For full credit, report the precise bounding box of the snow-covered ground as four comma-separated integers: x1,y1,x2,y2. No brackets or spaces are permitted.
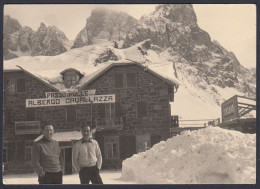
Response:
122,126,256,184
3,170,136,184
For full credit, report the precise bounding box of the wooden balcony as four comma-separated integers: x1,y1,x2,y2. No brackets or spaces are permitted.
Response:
15,121,41,135
95,117,123,130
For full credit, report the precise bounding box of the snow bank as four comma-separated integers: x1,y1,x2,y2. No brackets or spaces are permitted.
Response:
121,126,256,184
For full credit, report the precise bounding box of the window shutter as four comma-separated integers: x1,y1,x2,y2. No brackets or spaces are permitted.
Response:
99,104,106,118
8,142,15,162
17,78,26,92
127,73,136,88
114,74,124,88
115,102,121,117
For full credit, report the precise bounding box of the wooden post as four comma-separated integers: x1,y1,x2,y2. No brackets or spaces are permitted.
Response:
91,102,93,129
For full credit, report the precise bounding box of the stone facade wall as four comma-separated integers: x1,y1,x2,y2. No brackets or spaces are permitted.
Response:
3,71,93,141
84,65,173,136
3,64,174,172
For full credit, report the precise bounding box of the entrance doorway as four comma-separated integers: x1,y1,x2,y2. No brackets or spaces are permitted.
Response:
61,148,72,174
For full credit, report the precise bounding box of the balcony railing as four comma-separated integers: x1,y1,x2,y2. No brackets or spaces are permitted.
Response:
15,121,41,135
95,117,123,130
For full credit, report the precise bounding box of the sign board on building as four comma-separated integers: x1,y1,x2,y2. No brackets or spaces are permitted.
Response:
26,94,115,108
221,95,239,123
45,90,96,98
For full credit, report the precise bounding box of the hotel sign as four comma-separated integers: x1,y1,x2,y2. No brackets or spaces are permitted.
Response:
45,90,96,98
26,93,115,108
221,95,239,123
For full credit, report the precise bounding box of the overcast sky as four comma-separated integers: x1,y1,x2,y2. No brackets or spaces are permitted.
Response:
4,4,256,69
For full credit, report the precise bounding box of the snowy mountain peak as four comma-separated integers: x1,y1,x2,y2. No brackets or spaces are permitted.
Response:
151,4,198,27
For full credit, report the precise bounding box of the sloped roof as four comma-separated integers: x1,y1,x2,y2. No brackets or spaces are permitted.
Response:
3,42,180,92
5,65,59,92
79,61,178,90
4,60,179,92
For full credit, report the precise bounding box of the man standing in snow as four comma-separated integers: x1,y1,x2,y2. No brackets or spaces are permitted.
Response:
72,125,103,184
32,125,63,184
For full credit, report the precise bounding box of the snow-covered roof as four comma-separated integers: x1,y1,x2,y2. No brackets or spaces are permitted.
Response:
79,61,178,90
4,41,180,92
34,131,82,142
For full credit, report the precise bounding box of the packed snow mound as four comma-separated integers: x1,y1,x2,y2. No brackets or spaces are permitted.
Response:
121,126,256,184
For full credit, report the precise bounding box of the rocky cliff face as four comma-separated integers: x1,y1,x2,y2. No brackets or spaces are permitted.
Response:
124,5,218,60
72,8,137,48
122,4,255,98
31,23,68,56
3,16,69,59
3,15,22,59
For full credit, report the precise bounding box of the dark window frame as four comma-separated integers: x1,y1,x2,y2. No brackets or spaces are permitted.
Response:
16,78,26,93
6,79,16,95
114,73,136,88
3,142,8,163
24,140,33,162
114,73,124,88
5,78,26,94
105,103,115,118
104,136,120,159
64,72,79,88
126,73,136,88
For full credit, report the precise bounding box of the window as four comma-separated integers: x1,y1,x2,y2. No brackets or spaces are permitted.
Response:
25,141,33,162
114,73,136,88
17,78,26,92
61,68,83,88
105,104,115,118
104,136,119,159
5,78,26,94
6,79,15,94
65,74,77,88
137,102,147,118
27,109,35,121
66,106,76,121
126,73,136,87
114,73,124,88
3,142,8,163
25,146,32,162
5,142,15,163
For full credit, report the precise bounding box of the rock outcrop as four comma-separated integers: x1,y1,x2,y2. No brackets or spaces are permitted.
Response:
3,16,69,59
72,8,137,48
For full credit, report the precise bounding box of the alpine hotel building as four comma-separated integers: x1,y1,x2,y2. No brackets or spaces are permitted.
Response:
3,61,179,174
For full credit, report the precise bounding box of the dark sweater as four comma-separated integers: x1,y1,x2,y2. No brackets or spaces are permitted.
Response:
32,137,63,176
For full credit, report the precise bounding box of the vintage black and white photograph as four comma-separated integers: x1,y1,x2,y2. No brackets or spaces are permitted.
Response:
2,3,256,185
